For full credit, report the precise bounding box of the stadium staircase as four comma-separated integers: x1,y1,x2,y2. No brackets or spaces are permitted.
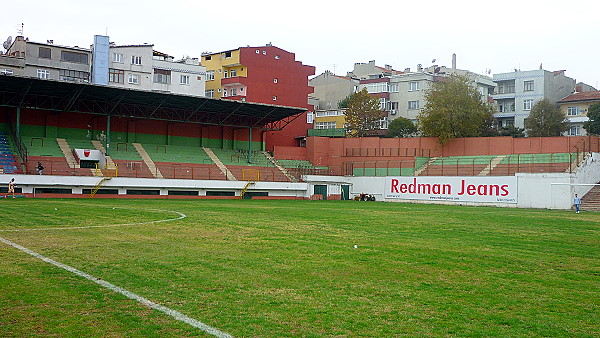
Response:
203,147,236,180
262,151,299,182
56,138,80,169
132,143,163,178
581,184,600,212
91,140,117,176
479,155,506,176
414,157,438,176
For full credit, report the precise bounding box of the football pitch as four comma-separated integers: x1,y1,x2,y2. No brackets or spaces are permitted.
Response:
1,199,598,337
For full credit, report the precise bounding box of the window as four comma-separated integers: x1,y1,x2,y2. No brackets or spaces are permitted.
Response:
389,83,399,92
224,51,232,58
524,80,534,91
38,47,51,59
523,99,533,110
207,70,214,81
128,74,139,84
273,96,277,101
275,55,280,59
59,69,90,83
365,82,389,93
409,81,419,91
37,69,50,79
230,88,237,96
316,121,337,129
61,51,88,64
256,50,260,54
0,68,14,75
223,89,227,97
263,51,267,55
273,78,278,83
230,69,236,77
109,69,124,83
408,100,420,110
568,125,581,136
180,75,190,85
205,55,211,61
153,69,171,84
131,55,142,65
205,89,214,98
567,106,579,116
112,53,124,63
223,70,228,78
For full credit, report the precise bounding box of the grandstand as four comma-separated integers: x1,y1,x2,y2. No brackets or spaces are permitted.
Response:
1,75,599,208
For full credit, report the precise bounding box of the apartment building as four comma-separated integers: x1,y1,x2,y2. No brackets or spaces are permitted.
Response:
557,90,600,136
492,69,576,128
5,35,92,83
93,36,206,97
201,44,315,149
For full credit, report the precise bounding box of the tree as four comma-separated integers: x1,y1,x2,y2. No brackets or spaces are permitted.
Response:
498,125,525,138
583,102,600,135
418,74,495,145
386,117,417,138
338,93,353,109
344,88,386,137
524,99,568,137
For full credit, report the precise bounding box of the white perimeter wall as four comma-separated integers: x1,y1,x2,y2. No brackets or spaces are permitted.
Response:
3,153,599,209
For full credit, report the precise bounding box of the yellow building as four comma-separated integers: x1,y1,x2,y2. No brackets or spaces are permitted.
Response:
558,91,600,136
310,109,347,137
201,49,247,99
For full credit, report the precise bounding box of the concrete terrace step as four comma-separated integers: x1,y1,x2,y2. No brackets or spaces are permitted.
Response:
203,147,236,181
56,138,79,169
581,184,600,211
132,143,163,179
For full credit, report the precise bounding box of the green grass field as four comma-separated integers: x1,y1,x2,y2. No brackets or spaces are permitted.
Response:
0,199,598,337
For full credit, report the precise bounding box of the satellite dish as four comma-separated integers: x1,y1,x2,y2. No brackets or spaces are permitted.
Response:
3,36,12,50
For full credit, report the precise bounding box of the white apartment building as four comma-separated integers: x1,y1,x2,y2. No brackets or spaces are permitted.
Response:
102,44,206,97
492,69,576,128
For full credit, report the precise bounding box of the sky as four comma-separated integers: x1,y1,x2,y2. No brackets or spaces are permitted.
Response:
2,0,599,88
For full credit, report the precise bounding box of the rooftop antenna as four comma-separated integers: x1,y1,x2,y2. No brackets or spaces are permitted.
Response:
17,23,23,36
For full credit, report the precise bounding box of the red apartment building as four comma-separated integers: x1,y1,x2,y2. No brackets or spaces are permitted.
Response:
201,45,315,151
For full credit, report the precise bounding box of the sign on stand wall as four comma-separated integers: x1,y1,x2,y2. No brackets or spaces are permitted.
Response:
385,176,517,204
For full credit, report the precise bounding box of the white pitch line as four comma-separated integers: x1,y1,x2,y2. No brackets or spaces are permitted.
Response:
0,209,187,232
0,236,233,338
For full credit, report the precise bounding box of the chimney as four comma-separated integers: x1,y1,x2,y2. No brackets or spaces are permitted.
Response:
385,64,392,70
452,53,456,70
417,64,422,72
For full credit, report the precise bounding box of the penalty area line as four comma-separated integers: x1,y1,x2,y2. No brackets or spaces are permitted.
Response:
0,237,232,338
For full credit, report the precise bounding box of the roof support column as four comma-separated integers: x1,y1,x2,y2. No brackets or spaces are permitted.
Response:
247,127,252,164
106,114,111,156
16,107,21,137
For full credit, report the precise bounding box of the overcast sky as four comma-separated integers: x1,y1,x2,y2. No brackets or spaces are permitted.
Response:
2,0,599,88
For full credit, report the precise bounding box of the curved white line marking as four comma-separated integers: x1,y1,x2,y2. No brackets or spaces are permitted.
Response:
0,208,187,232
0,236,232,337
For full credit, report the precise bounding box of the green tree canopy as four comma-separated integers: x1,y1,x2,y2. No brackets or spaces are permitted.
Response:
386,117,417,138
344,88,386,137
338,93,353,109
498,125,525,138
417,74,495,145
583,102,600,136
524,99,568,137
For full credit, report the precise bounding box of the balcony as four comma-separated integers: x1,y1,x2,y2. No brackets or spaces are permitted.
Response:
221,76,249,87
308,128,346,137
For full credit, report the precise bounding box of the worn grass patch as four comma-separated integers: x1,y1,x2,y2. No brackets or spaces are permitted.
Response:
0,199,598,337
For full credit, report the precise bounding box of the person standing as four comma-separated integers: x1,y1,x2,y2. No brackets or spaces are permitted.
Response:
7,178,15,198
573,194,582,213
37,162,44,175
